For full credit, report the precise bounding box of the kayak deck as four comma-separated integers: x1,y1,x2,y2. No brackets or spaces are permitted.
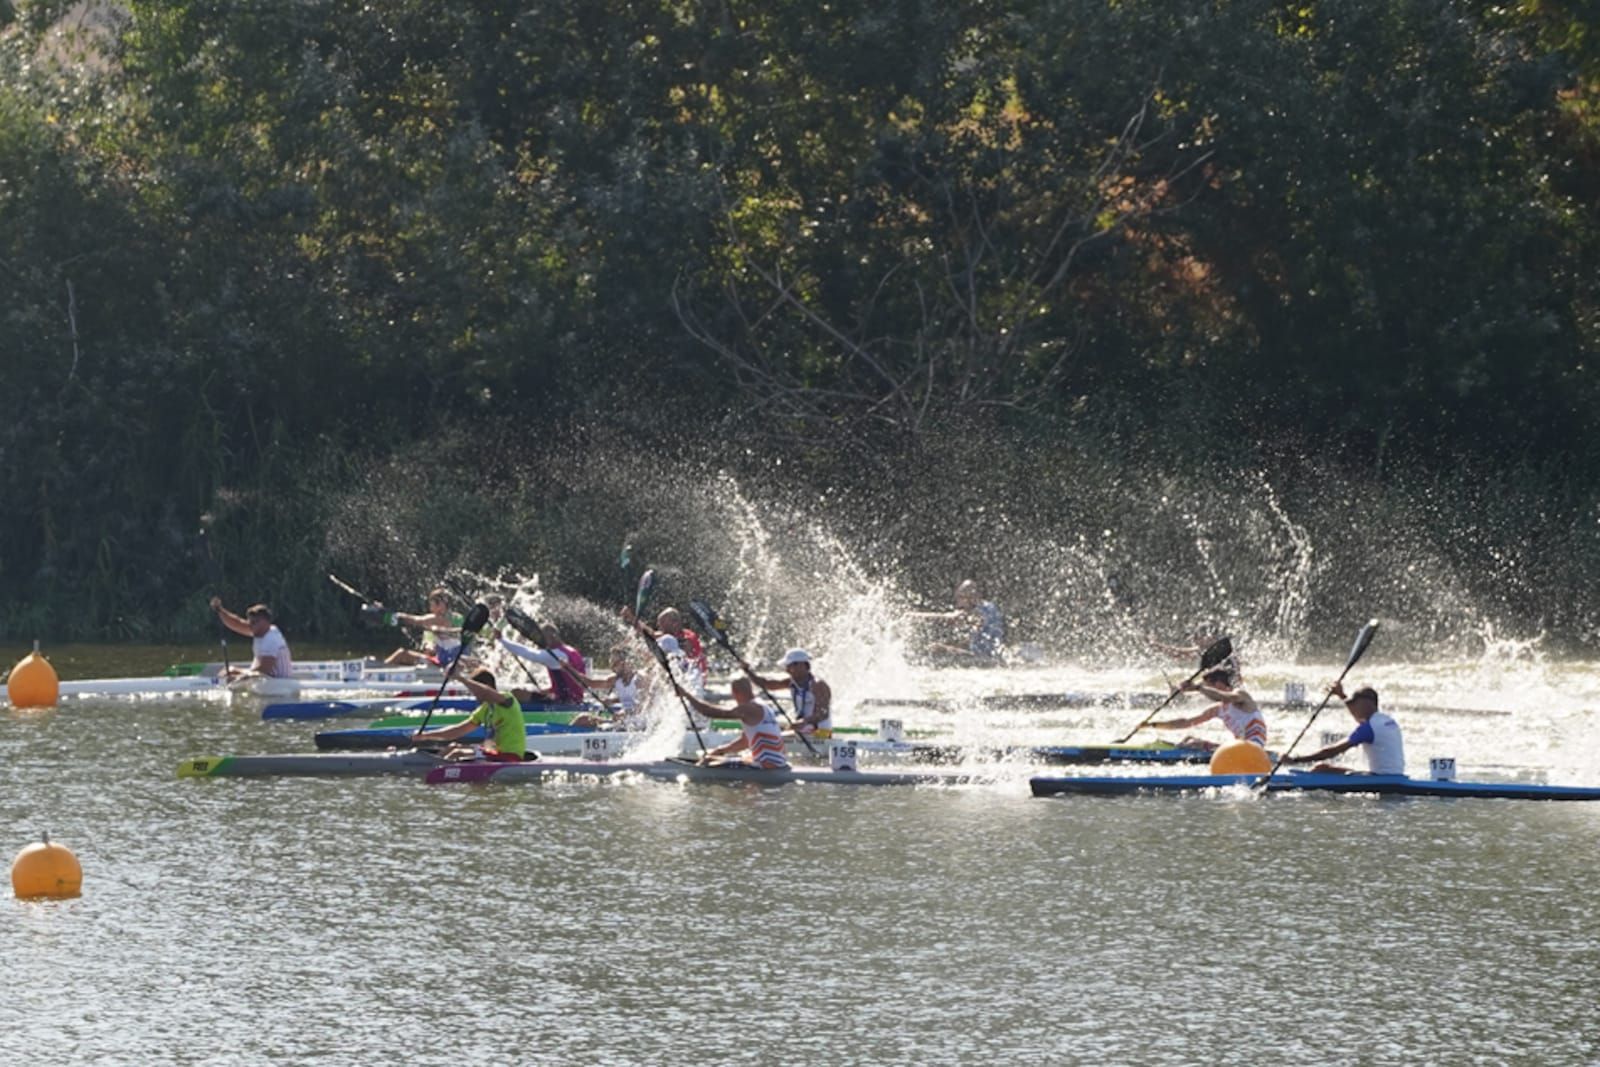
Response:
178,751,450,778
426,757,989,788
1029,771,1600,801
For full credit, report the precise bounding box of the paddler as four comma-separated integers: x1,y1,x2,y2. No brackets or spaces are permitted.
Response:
738,648,833,738
911,579,1006,662
622,606,711,677
411,668,530,762
570,645,653,729
540,622,589,704
498,623,587,705
672,677,790,769
1141,667,1266,750
381,588,465,667
1283,682,1405,774
209,598,294,679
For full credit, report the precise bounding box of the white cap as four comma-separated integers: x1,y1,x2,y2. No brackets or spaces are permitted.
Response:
780,648,811,667
657,635,681,655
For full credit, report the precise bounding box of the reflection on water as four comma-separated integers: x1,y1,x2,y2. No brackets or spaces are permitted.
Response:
5,659,1600,1065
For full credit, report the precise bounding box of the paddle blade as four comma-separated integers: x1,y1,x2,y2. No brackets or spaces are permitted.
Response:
503,605,544,645
636,569,656,617
1199,636,1233,671
640,633,673,673
1345,619,1379,672
462,602,491,636
688,598,735,654
619,544,632,571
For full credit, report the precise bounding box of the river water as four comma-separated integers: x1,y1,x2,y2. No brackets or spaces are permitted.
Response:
4,644,1599,1065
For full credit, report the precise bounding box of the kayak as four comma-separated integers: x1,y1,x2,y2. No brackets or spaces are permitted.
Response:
1028,770,1600,801
425,757,988,788
261,697,594,722
55,675,470,699
860,692,1515,718
56,675,303,698
860,691,1168,710
262,697,481,721
178,750,451,778
166,658,446,683
314,721,604,752
1027,742,1219,765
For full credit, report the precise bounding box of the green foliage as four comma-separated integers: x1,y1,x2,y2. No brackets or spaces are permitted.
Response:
0,0,1596,639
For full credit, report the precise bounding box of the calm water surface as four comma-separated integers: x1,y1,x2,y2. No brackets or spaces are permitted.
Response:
5,648,1600,1064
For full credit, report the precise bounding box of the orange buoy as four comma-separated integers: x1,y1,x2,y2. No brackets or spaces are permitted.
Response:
11,833,82,899
1209,738,1272,775
7,640,60,708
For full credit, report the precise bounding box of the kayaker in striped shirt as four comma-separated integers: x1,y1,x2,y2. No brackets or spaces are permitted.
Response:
1142,667,1267,750
672,677,790,770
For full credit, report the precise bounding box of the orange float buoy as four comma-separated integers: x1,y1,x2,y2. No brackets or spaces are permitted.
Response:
11,833,82,899
7,640,60,708
1209,738,1272,775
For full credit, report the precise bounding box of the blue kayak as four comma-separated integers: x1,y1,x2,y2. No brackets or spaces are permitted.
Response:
1030,771,1600,801
263,697,589,721
314,721,600,751
1027,743,1217,765
263,698,479,721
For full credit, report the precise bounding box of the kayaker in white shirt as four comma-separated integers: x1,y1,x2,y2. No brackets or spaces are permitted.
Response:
1284,682,1406,775
209,598,294,679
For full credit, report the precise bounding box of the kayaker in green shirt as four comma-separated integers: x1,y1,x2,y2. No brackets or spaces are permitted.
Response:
412,669,531,762
381,587,466,667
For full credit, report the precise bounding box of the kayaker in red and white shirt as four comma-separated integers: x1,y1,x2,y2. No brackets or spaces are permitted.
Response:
673,677,790,770
1142,667,1267,750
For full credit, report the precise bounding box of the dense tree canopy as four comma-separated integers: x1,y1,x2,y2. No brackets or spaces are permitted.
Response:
0,1,1596,641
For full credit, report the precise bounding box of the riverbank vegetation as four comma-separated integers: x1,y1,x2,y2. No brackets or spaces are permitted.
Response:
1,1,1596,651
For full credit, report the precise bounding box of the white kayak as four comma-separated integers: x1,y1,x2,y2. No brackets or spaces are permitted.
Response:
56,675,470,698
425,757,992,788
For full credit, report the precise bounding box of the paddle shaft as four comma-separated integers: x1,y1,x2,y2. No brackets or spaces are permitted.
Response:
1257,621,1379,790
327,574,372,602
411,604,492,742
199,531,230,677
501,607,613,708
641,632,709,755
688,602,820,756
1113,636,1234,744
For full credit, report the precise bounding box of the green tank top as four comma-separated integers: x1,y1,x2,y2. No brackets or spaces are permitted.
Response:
467,694,525,757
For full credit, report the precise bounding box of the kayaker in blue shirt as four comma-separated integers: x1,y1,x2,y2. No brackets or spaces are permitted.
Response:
1284,683,1406,775
912,580,1006,662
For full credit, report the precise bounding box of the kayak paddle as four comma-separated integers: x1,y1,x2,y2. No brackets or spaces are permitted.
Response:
635,568,657,619
688,598,820,756
639,624,709,757
199,528,230,678
1112,636,1234,744
1255,619,1379,791
502,604,612,707
327,573,372,602
410,601,491,742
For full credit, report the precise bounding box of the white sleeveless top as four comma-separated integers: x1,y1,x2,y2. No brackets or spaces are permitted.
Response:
790,678,831,731
612,671,641,712
1217,702,1267,747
